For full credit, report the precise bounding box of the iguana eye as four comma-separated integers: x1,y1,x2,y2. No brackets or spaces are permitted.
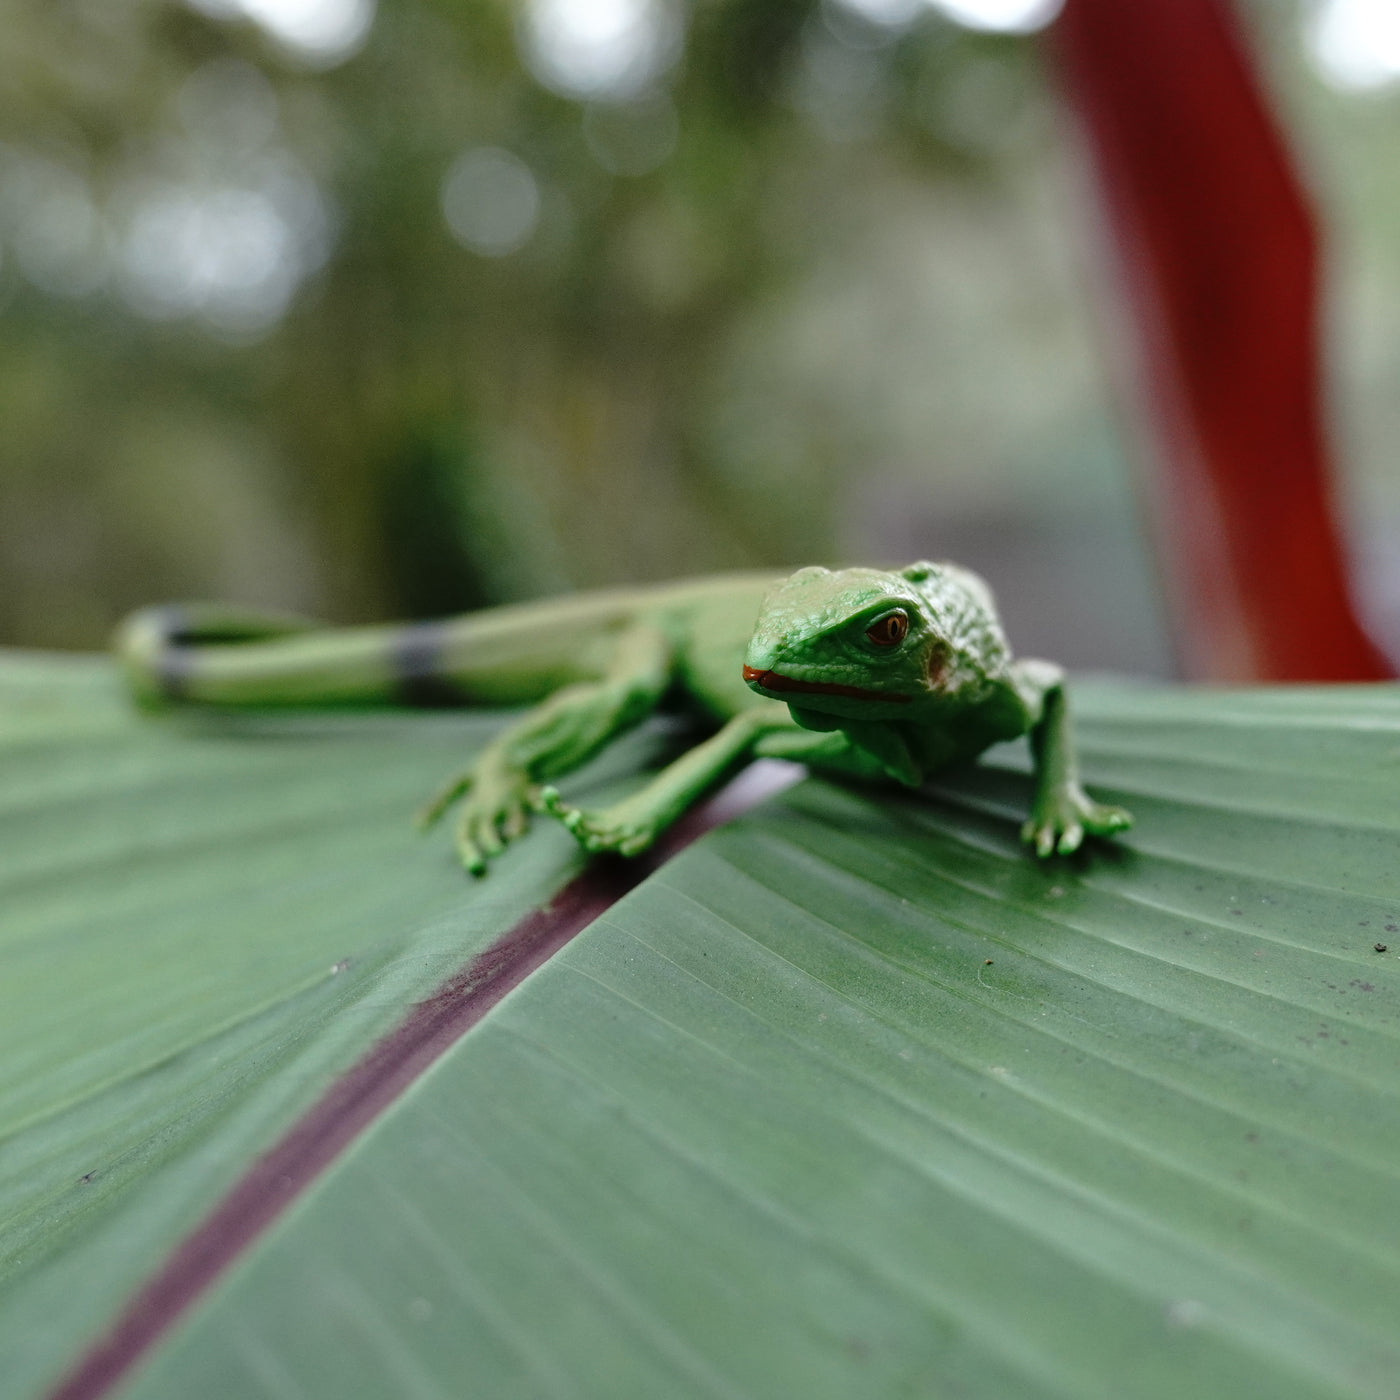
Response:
865,611,908,647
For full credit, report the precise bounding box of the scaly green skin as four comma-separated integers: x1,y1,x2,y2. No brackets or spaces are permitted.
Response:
115,563,1131,872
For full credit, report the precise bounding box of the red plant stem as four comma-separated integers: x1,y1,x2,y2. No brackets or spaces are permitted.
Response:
1053,0,1391,680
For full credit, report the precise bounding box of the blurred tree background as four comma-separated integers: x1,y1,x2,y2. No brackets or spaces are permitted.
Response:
1,0,1396,674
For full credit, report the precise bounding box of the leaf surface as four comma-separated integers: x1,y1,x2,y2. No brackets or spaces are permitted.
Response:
4,661,1400,1399
0,654,626,1399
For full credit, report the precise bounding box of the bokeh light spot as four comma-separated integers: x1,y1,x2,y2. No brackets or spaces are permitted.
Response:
441,148,542,258
185,0,375,67
522,0,681,100
113,151,331,339
829,0,923,34
929,0,1063,35
0,154,107,298
582,95,678,176
175,58,281,152
118,183,296,336
1308,0,1400,91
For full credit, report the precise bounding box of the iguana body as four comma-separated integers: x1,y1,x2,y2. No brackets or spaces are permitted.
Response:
116,563,1130,871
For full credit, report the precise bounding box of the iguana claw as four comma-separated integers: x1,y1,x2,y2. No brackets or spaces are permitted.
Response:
538,786,657,857
1021,785,1132,859
418,760,540,875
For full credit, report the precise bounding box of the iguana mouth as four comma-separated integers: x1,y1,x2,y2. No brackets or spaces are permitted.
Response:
742,665,913,704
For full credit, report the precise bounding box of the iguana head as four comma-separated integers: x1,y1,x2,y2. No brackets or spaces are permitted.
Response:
742,563,956,729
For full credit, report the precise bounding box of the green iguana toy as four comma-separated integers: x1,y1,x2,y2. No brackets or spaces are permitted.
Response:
116,562,1131,873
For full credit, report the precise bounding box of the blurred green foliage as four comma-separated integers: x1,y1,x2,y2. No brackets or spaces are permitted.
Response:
18,5,1366,708
4,0,1166,661
7,1,1399,670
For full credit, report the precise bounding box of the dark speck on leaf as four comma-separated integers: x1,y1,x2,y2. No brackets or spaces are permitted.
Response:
1375,943,1388,954
79,1172,94,1184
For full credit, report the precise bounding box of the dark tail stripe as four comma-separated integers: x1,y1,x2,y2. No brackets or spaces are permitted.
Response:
146,607,194,703
393,621,466,707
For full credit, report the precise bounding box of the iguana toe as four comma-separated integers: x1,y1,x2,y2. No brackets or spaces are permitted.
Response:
1083,803,1132,837
1022,787,1131,860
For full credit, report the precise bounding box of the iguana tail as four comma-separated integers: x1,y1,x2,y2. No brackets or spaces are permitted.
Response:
114,594,640,710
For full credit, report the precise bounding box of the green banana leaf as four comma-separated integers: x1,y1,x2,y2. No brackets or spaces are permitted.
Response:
3,653,1399,1400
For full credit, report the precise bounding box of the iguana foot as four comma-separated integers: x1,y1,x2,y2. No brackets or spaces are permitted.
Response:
455,790,537,875
418,761,539,875
1021,784,1132,858
538,787,657,858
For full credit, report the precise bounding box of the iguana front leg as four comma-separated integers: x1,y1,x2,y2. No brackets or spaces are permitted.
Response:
541,703,794,857
1015,661,1132,857
422,624,672,874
